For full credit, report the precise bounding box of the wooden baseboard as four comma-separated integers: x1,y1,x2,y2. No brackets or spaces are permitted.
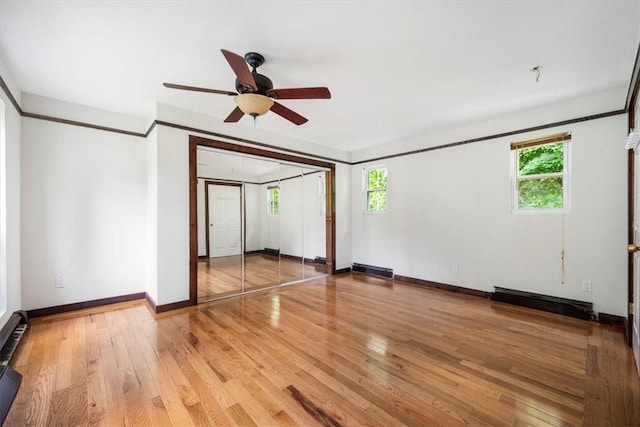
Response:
155,299,192,313
26,292,146,318
334,267,352,275
598,312,625,326
144,294,192,314
394,275,490,298
279,253,315,265
26,292,195,318
145,293,157,312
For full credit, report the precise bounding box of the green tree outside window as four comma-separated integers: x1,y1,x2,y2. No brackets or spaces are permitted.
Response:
366,167,387,212
268,187,280,215
516,142,566,210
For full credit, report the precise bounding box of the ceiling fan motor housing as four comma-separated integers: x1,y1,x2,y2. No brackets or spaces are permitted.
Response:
235,73,273,95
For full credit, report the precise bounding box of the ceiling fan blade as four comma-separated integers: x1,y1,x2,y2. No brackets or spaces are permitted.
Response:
220,49,257,91
268,87,331,100
163,82,237,96
270,102,308,125
224,106,244,123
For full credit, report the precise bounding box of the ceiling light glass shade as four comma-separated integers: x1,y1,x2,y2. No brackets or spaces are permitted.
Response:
234,93,274,116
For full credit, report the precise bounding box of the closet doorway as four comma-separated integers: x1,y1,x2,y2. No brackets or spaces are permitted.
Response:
189,135,335,304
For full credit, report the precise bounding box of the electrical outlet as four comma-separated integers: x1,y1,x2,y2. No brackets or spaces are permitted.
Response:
451,264,459,274
55,275,64,288
581,280,592,293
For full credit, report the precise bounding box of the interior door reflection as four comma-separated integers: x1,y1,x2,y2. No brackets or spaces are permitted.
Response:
197,181,243,301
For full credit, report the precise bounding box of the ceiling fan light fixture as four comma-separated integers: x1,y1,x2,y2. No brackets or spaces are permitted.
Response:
234,93,274,117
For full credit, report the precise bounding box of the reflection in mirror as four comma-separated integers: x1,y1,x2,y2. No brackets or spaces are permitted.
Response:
195,145,330,302
302,167,328,279
196,149,244,302
244,157,282,291
278,164,304,284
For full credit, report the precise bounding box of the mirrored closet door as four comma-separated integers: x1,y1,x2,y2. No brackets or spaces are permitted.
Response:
195,146,330,303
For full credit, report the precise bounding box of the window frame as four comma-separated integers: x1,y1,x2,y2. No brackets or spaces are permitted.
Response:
363,165,388,214
510,132,571,214
267,185,280,216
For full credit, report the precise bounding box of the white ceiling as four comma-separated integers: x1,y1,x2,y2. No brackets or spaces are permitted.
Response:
1,1,639,152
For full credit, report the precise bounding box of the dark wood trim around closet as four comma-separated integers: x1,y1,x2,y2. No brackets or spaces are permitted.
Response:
626,40,640,347
190,135,334,169
189,140,198,306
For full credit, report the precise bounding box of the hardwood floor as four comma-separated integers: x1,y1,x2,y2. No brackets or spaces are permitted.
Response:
6,273,640,426
198,253,327,302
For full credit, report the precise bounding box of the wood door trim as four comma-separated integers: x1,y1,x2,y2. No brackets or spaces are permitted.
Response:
629,145,636,348
627,42,640,347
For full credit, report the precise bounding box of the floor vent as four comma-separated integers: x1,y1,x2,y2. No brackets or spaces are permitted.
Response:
314,257,327,265
352,263,393,278
491,287,594,321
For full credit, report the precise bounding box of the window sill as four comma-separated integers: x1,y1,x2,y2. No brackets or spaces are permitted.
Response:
511,208,569,215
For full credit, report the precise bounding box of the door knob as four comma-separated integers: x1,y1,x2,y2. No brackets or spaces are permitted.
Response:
629,243,638,253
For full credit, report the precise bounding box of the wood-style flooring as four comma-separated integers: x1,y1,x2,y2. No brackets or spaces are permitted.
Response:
198,254,327,302
6,273,640,426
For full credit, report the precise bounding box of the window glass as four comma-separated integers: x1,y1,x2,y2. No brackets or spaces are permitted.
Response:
365,167,387,213
268,186,280,215
512,135,569,212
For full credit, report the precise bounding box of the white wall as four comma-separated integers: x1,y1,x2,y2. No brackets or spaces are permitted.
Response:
196,179,206,256
279,176,303,257
335,163,352,270
21,118,147,309
303,171,327,260
244,183,261,252
0,57,22,324
257,171,327,260
352,113,628,316
146,127,158,303
154,125,190,305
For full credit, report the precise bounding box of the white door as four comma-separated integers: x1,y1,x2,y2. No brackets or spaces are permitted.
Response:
208,185,241,258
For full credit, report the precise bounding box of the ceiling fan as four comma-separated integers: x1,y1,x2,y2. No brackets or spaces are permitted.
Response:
163,49,331,125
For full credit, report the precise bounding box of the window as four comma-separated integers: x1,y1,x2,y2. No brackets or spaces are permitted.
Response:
511,132,570,212
268,186,280,215
364,166,387,213
319,174,326,216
